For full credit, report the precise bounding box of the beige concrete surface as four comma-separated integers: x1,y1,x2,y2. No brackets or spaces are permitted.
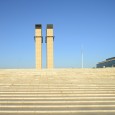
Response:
0,68,115,115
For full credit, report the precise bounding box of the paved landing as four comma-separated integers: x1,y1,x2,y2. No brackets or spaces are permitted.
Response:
0,68,115,115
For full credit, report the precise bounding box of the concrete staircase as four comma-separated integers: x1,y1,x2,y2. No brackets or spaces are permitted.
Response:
0,68,115,115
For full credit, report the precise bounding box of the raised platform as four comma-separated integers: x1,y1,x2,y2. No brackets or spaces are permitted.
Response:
0,68,115,115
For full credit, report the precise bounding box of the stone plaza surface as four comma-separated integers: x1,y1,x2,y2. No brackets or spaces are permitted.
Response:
0,68,115,115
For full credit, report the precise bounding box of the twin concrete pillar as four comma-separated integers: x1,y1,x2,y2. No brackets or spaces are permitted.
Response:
35,24,54,69
35,24,43,69
46,24,54,69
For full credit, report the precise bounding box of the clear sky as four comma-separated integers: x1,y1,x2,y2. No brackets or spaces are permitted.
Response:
0,0,115,68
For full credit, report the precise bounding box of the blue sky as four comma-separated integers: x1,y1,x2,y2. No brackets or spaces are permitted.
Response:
0,0,115,68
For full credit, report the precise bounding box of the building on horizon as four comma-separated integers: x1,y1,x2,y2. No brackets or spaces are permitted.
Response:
97,57,115,68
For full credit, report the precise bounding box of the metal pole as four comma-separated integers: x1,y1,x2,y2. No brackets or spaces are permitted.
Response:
81,45,83,68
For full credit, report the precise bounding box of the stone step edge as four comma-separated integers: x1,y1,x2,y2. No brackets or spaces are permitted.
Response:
0,110,115,113
1,105,115,108
0,94,115,96
1,89,115,91
0,91,115,93
1,100,115,103
1,84,115,86
0,97,115,99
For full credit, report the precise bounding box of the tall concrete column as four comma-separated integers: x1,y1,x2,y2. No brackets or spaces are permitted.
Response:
35,24,43,69
46,24,54,68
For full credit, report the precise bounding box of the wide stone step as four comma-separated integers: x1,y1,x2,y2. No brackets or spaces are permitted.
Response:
0,97,115,101
1,84,115,86
0,110,115,115
1,88,115,90
0,90,115,95
1,100,115,105
1,89,115,91
0,101,115,106
0,84,114,86
1,94,115,97
1,105,115,111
